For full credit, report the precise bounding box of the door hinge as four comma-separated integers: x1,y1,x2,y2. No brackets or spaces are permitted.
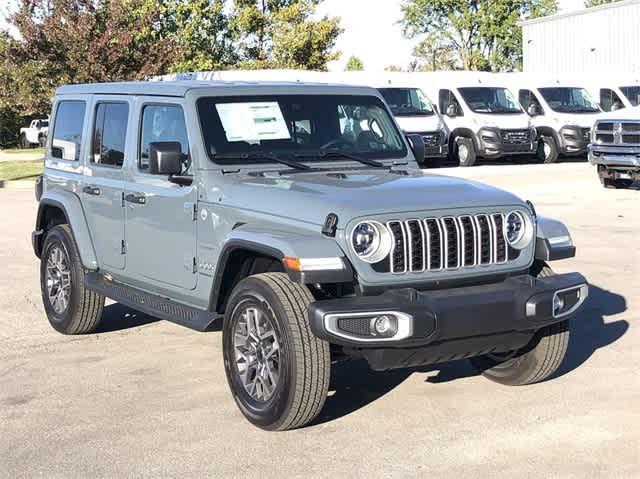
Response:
192,257,197,273
184,202,198,221
121,240,126,254
121,192,125,207
192,203,198,221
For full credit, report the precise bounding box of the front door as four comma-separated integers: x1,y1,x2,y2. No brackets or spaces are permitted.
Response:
82,98,129,271
124,101,197,291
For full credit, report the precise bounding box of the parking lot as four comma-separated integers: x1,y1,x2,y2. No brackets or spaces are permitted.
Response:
1,160,638,478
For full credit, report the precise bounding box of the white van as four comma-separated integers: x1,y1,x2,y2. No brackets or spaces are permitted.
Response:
328,72,448,165
420,72,537,167
583,77,640,112
502,74,602,163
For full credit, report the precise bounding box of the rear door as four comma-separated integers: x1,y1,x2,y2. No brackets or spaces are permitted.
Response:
124,99,198,291
82,98,130,270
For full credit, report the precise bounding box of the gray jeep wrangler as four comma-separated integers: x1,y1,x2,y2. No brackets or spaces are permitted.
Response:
33,80,588,431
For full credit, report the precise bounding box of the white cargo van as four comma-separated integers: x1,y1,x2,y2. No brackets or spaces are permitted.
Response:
503,75,602,163
328,72,448,165
583,77,640,112
420,72,536,167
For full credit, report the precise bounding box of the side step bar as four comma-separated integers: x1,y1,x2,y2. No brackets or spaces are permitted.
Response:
85,272,220,332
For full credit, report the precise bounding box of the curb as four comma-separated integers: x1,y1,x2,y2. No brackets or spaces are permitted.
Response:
0,179,35,190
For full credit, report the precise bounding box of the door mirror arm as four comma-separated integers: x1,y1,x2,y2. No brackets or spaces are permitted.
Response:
168,174,193,187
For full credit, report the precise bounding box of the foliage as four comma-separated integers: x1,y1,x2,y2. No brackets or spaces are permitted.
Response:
344,55,364,71
0,0,342,117
401,0,558,71
0,106,22,149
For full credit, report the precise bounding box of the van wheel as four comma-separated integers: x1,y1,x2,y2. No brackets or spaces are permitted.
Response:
470,263,569,385
455,137,476,167
40,225,105,334
536,136,559,163
223,272,330,431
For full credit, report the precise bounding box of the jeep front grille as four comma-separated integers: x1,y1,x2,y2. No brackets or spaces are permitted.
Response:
384,214,508,274
501,129,530,145
595,121,640,145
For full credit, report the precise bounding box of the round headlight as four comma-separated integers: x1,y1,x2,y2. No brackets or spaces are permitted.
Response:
504,211,531,249
351,221,392,263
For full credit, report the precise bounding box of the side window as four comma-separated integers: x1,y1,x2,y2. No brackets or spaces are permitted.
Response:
519,89,543,113
92,102,129,167
439,89,461,116
599,88,622,112
139,104,189,170
51,101,86,161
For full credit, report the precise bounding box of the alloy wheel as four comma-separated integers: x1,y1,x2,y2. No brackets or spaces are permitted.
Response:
45,245,71,315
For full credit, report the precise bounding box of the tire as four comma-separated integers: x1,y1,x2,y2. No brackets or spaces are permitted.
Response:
455,137,476,167
222,272,330,431
40,225,105,334
19,133,30,149
470,262,569,386
536,135,559,164
38,134,46,147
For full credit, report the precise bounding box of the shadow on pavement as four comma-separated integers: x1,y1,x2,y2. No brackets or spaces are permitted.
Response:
551,283,628,380
95,303,159,333
315,283,628,425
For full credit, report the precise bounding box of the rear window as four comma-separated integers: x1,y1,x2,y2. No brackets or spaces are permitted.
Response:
51,101,86,161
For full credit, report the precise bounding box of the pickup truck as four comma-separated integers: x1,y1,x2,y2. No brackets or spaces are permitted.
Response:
19,119,49,148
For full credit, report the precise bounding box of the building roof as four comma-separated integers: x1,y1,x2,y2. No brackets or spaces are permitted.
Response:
55,80,375,97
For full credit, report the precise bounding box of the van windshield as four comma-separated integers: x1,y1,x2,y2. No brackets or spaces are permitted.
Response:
620,86,640,106
457,87,522,114
538,87,599,113
197,94,407,164
378,88,434,117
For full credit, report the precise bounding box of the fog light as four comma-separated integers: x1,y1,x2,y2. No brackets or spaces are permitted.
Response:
553,294,565,315
371,315,398,338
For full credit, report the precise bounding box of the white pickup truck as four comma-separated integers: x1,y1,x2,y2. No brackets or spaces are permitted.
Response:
19,119,49,148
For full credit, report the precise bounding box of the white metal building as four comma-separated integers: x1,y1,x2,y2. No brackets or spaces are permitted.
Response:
521,0,640,74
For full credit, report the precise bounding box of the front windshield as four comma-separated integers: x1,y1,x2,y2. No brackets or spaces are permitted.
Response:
457,87,522,114
620,86,640,106
538,87,599,113
197,94,407,163
378,88,434,117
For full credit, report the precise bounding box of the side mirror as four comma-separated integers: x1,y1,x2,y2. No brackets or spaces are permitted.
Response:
148,141,183,175
406,134,425,163
527,104,541,116
611,101,623,111
446,104,458,117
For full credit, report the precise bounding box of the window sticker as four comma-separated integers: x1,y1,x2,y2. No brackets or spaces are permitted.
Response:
216,102,291,143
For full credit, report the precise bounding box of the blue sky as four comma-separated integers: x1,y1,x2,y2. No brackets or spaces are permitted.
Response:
1,0,586,71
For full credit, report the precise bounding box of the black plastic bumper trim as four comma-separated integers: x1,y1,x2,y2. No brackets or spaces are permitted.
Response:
308,272,587,349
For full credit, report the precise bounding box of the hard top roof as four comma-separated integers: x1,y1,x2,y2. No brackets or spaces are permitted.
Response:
55,80,377,97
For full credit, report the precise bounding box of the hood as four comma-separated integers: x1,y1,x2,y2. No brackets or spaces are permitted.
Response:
471,113,531,130
548,111,602,128
212,169,524,226
598,106,640,120
394,115,444,134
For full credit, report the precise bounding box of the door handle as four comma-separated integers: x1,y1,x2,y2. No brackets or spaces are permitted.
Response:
125,193,146,205
82,185,101,196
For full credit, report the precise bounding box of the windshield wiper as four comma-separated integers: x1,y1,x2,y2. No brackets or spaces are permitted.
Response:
294,150,385,168
212,152,311,171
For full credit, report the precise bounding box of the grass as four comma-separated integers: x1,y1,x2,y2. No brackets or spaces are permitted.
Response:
0,160,44,181
1,148,45,156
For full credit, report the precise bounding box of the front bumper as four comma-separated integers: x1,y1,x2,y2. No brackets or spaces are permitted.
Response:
558,126,590,154
589,145,640,170
477,128,537,157
309,272,587,370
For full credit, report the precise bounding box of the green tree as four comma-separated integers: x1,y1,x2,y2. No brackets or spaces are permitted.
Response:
228,0,341,70
401,0,558,71
344,55,364,71
585,0,620,6
2,0,175,115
